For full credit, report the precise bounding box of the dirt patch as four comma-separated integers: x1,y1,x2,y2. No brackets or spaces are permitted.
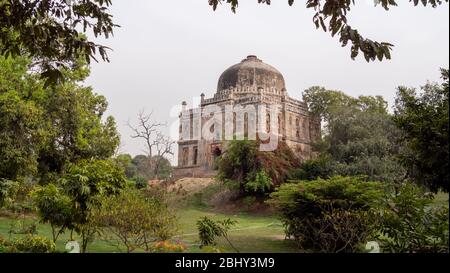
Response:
167,177,217,194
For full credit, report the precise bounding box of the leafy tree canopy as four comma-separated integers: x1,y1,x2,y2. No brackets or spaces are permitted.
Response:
269,176,385,252
59,158,127,252
394,69,449,192
92,187,177,253
0,55,120,183
298,87,404,183
218,140,299,195
0,0,117,85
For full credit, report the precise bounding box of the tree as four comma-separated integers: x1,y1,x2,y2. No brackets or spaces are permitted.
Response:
197,216,239,252
114,154,137,179
298,87,404,183
218,140,299,196
92,188,177,253
288,154,335,181
128,110,165,160
0,56,44,181
60,159,127,253
131,155,153,180
303,86,388,127
0,0,117,85
0,179,19,208
132,176,148,190
394,69,449,192
152,132,175,179
127,110,174,179
0,55,121,183
32,184,74,242
151,156,173,181
37,68,120,181
208,0,448,62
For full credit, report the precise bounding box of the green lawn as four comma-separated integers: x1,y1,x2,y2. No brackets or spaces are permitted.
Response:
0,215,119,253
175,207,298,253
0,207,298,253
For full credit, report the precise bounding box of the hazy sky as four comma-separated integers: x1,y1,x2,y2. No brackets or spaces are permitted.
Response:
84,0,449,163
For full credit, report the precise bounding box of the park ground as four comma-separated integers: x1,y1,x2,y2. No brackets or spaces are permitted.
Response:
0,206,297,253
0,179,447,253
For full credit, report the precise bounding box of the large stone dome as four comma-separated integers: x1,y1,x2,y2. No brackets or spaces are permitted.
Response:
217,55,286,93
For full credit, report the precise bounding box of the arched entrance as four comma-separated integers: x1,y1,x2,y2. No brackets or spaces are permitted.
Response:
211,146,222,169
212,146,222,160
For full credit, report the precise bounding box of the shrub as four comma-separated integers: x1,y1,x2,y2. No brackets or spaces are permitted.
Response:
92,188,177,253
142,184,170,205
9,235,56,253
217,140,299,196
257,141,300,186
197,216,239,252
378,183,449,253
60,159,128,253
152,241,186,253
8,218,38,236
133,176,148,189
288,155,335,181
244,171,272,194
32,184,74,242
269,176,385,252
0,179,19,208
0,236,9,253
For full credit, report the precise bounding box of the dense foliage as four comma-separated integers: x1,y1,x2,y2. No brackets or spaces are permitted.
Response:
378,183,449,253
32,183,74,242
0,0,116,85
0,179,19,208
0,55,179,253
0,235,56,253
0,55,120,185
92,188,177,253
29,159,127,253
217,140,299,196
115,154,173,185
393,69,449,192
295,87,404,183
60,159,126,252
269,176,385,252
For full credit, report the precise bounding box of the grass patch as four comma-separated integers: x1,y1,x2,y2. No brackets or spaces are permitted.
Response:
0,216,119,253
174,207,297,253
0,206,297,253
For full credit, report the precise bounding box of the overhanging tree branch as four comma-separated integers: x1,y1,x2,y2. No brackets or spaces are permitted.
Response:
208,0,448,62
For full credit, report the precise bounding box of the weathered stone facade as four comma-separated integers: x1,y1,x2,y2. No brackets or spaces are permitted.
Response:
175,55,321,177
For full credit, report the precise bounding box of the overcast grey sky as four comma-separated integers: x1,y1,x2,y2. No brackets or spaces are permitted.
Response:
84,0,449,162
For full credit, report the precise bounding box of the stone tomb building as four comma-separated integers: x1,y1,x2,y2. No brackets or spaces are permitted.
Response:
175,55,321,177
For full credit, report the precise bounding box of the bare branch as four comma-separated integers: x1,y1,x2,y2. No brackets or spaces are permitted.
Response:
127,109,174,179
127,109,165,158
153,132,175,179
